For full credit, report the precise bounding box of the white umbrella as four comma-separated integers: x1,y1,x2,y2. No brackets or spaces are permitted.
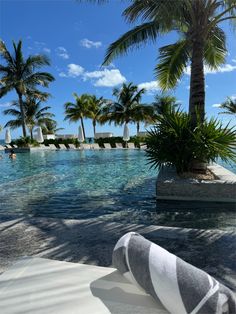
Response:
123,123,130,142
78,125,85,143
36,127,44,143
5,128,11,144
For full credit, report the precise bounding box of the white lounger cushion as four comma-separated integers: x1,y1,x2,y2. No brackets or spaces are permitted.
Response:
80,144,91,149
104,143,112,149
59,144,67,149
68,144,76,149
0,257,168,314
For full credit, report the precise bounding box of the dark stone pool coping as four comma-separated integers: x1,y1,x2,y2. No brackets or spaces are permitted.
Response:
0,216,235,291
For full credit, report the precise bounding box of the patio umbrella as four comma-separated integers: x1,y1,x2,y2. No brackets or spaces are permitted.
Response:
78,125,85,143
123,123,130,142
5,128,11,144
36,127,44,143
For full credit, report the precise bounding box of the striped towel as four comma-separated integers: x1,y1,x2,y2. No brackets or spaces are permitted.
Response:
113,232,236,314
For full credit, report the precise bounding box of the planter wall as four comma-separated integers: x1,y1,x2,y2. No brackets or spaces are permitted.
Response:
156,164,236,204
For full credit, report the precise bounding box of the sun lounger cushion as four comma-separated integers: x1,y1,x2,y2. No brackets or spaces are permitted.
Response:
113,232,236,314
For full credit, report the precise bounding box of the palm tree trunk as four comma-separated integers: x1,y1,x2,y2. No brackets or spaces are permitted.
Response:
18,92,27,137
30,128,33,140
136,122,140,136
189,40,205,128
80,117,86,139
93,120,96,137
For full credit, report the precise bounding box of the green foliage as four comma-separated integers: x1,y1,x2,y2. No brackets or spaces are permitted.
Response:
145,110,236,174
0,40,55,136
95,136,146,148
43,138,80,148
3,97,55,139
219,97,236,115
12,137,39,148
99,82,155,134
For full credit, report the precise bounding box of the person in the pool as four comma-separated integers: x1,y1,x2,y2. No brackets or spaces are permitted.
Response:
9,149,16,159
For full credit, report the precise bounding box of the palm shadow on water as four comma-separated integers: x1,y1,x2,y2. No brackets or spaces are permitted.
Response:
0,176,236,290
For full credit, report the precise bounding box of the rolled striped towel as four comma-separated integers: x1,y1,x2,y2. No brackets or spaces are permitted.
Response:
112,232,236,314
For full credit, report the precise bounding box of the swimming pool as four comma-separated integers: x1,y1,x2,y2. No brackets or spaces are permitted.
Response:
0,149,235,231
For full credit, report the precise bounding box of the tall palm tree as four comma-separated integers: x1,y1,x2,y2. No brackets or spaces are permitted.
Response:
86,95,107,136
0,40,55,137
64,93,91,139
219,97,236,115
153,95,179,115
3,98,55,140
96,0,235,128
99,82,153,134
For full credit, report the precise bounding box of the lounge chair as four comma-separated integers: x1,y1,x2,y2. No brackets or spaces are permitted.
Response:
0,257,168,314
139,142,147,149
12,144,18,148
49,144,58,150
5,144,12,149
0,145,5,151
115,143,124,149
103,143,112,149
127,142,136,149
90,143,100,150
58,144,68,150
68,144,77,149
39,144,47,149
80,143,91,150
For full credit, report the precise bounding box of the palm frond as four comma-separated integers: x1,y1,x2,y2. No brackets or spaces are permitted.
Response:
204,26,226,68
103,22,160,65
156,40,189,90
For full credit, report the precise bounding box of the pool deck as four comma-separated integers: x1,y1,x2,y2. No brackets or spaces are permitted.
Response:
0,216,235,291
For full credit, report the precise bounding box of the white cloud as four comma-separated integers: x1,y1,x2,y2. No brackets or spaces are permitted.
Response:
59,63,84,78
68,64,84,77
59,63,126,87
0,102,12,107
43,47,51,53
80,38,102,49
185,64,236,75
85,69,126,87
212,103,221,108
232,59,236,63
56,46,69,59
138,81,160,93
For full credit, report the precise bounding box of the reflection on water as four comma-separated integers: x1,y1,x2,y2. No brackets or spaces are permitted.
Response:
0,150,235,231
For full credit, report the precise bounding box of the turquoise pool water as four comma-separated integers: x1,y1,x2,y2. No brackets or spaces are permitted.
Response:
0,149,235,231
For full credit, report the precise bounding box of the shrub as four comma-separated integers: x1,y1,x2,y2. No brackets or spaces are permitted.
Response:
95,136,146,148
12,137,39,147
145,110,236,174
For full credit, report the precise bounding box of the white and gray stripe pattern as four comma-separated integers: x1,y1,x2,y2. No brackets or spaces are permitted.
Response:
112,232,236,314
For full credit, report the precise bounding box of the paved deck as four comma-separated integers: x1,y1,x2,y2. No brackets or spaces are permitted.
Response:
0,217,235,291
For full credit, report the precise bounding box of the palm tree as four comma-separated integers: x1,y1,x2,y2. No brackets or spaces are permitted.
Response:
153,95,179,115
219,97,236,115
0,40,55,137
98,0,235,128
64,93,91,139
86,95,107,136
41,119,64,135
132,104,155,135
3,98,55,140
99,82,153,134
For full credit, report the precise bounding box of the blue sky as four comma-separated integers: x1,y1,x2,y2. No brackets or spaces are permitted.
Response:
0,0,236,139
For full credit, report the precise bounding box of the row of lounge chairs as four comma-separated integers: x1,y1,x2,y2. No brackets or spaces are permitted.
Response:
0,143,147,151
40,142,147,150
0,144,18,150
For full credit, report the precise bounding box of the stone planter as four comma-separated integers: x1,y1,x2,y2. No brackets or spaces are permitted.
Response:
156,164,236,204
